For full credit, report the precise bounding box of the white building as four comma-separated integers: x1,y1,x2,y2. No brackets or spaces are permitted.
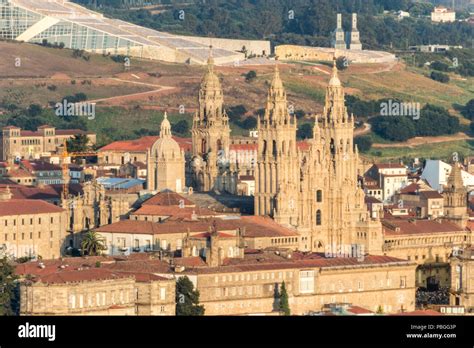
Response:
365,163,408,203
431,6,456,23
421,160,474,191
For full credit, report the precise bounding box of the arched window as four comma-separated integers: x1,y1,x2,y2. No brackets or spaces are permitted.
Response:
282,141,286,155
316,190,322,202
272,140,277,157
262,140,267,155
316,210,322,225
201,139,207,154
192,246,197,256
330,138,335,156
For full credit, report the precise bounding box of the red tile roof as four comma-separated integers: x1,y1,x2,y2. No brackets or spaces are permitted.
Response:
0,199,64,217
383,219,464,236
393,309,442,316
132,205,216,218
96,215,298,238
229,144,257,151
375,163,406,169
142,190,194,206
33,269,132,285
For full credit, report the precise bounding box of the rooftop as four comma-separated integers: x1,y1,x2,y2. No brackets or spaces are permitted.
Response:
0,199,64,217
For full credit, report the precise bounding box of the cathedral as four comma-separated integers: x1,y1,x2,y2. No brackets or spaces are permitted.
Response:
189,53,383,254
254,60,382,254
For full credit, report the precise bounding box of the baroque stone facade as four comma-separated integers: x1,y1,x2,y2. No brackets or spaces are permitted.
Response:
254,61,383,255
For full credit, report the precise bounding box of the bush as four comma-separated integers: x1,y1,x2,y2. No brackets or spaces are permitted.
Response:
227,105,247,121
430,71,449,83
244,70,257,82
462,99,474,120
430,61,449,72
354,136,373,152
336,56,348,70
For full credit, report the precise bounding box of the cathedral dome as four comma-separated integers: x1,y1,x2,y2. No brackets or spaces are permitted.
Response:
152,113,182,159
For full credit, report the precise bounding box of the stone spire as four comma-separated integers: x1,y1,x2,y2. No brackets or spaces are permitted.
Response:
447,160,464,189
264,64,291,126
197,46,224,123
160,112,172,138
323,56,347,124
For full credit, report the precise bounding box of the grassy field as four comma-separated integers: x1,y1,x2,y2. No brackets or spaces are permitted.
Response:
365,139,474,162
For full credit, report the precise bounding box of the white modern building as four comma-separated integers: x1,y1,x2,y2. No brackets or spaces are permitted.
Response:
0,0,270,65
421,160,474,191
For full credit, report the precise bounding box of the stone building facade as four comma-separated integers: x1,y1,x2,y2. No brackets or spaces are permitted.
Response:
254,61,383,255
0,188,67,260
16,258,175,316
0,125,96,162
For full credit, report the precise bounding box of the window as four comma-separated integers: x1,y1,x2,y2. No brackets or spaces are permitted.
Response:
160,288,166,301
400,277,406,288
316,190,322,202
299,270,315,294
316,210,322,225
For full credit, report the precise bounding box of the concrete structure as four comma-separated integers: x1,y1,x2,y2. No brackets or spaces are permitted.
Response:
275,45,396,64
0,0,270,65
0,125,96,162
332,13,347,49
431,6,456,22
348,13,362,50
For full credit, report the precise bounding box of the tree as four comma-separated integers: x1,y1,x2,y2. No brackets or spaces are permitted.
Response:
430,71,449,83
27,104,42,117
0,256,18,316
354,136,373,152
462,99,474,120
297,123,313,140
279,281,290,316
244,70,257,82
171,120,189,135
336,56,348,70
67,134,90,153
81,230,106,256
176,276,205,316
241,116,257,129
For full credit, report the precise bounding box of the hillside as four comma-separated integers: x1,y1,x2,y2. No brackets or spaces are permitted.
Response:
0,40,473,161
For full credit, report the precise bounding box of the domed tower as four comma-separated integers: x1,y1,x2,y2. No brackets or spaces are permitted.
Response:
191,48,231,191
147,112,186,192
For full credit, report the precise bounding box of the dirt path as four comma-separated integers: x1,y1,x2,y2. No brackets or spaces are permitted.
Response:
87,78,176,105
372,132,471,148
354,122,371,136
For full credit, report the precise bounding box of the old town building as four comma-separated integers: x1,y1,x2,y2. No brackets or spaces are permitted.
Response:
0,187,67,259
16,256,175,316
0,125,96,162
450,247,474,311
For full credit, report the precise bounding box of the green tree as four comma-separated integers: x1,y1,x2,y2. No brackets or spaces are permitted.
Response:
462,99,474,120
297,123,313,140
336,56,348,70
0,256,18,316
171,119,189,135
279,281,290,316
430,71,450,83
176,276,205,316
354,136,373,152
241,116,257,129
245,70,257,82
81,230,106,256
66,134,90,153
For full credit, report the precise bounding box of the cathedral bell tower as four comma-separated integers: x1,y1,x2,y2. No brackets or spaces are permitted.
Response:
191,48,231,191
443,161,468,228
255,65,299,227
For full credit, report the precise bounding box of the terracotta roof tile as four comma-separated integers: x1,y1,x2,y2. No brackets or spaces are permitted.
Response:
142,191,194,206
0,199,64,217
